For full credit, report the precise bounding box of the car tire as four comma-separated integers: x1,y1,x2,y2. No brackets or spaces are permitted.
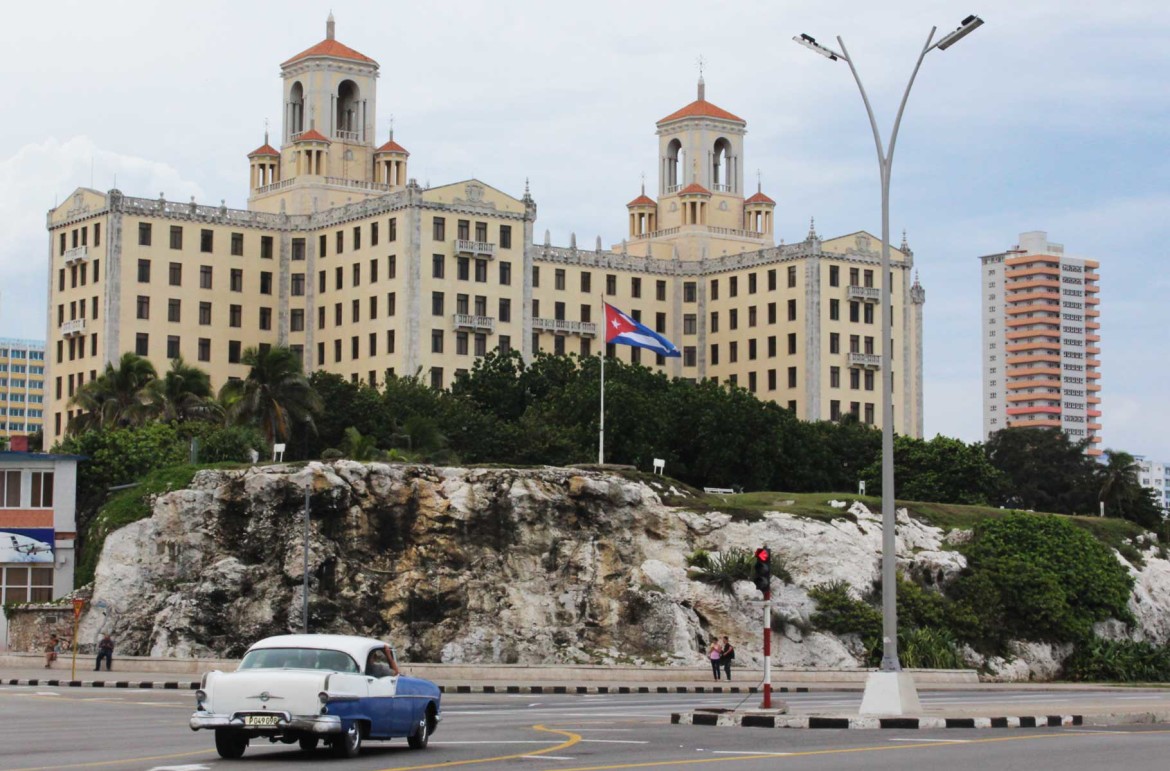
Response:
214,729,248,759
333,722,362,758
298,736,319,752
407,706,433,750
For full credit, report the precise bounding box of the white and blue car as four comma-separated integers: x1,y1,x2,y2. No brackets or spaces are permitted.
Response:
190,634,441,759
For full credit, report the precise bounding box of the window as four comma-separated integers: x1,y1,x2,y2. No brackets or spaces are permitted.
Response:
710,344,719,365
199,302,211,325
850,302,860,323
432,217,446,241
499,261,512,285
370,258,379,283
432,291,444,316
729,308,739,330
387,330,396,353
788,333,797,355
389,218,397,242
334,339,342,362
829,265,839,286
864,304,874,324
334,303,342,326
864,403,875,425
532,265,540,287
729,341,738,363
850,267,860,286
457,220,470,241
388,292,396,316
787,299,797,321
684,282,697,302
169,225,183,249
370,222,379,246
710,312,719,333
656,312,667,333
500,225,512,249
656,280,667,301
229,305,242,327
167,335,180,359
369,296,378,319
292,238,306,261
291,309,305,332
200,266,212,289
136,295,150,320
351,336,359,359
260,271,272,295
198,338,210,362
830,366,841,388
729,276,738,297
579,271,591,293
291,273,305,296
431,329,444,353
456,257,470,281
353,225,362,251
335,266,343,290
228,340,241,364
135,333,149,356
352,263,361,287
787,266,797,288
138,222,152,246
684,347,697,367
864,370,875,391
710,279,719,300
829,299,839,320
230,268,243,292
259,307,272,330
864,269,874,288
199,229,213,253
352,299,360,323
850,368,860,390
336,230,344,254
168,262,182,286
787,366,797,388
830,332,840,354
748,306,757,327
168,299,181,323
607,274,618,295
433,254,445,279
475,260,488,282
749,339,758,360
1,470,22,508
137,259,151,283
499,298,511,323
430,367,443,390
684,314,697,335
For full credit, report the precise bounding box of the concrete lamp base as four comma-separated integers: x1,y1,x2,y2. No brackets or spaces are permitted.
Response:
858,671,921,715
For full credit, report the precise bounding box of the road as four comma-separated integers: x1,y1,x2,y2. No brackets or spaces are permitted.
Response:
2,686,1169,770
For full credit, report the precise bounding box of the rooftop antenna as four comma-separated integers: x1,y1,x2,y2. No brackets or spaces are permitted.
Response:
696,55,706,100
640,172,645,195
389,114,395,141
757,169,762,193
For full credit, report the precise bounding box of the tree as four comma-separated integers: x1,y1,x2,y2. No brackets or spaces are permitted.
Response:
68,352,158,433
144,356,218,423
1098,449,1163,529
984,427,1097,514
219,346,322,446
863,435,1006,505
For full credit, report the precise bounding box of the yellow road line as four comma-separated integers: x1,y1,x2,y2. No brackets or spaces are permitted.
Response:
374,724,582,771
538,728,1170,771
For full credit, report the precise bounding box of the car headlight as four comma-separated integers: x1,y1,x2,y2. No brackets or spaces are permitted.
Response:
195,689,207,708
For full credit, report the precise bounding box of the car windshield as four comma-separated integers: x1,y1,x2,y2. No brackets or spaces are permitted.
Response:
238,647,359,673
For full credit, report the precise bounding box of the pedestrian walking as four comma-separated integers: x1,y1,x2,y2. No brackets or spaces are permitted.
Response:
43,634,59,668
721,636,735,680
707,639,723,680
95,634,114,671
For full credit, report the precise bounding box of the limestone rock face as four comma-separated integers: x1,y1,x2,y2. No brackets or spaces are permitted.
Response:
77,463,1170,680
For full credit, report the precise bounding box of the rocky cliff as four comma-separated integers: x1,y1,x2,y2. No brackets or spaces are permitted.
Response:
79,462,1170,678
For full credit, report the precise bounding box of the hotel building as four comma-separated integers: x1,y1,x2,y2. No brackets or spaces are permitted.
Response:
44,16,925,447
0,340,46,440
979,231,1102,454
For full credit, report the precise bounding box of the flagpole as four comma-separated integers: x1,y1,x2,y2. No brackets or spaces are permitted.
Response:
598,294,605,465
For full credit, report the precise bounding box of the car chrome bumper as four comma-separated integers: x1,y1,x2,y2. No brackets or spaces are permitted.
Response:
189,712,343,734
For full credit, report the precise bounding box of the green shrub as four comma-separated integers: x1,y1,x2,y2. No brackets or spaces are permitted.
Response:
685,549,711,569
1063,638,1170,682
809,581,882,640
950,513,1135,648
194,424,266,463
692,549,755,595
893,627,966,669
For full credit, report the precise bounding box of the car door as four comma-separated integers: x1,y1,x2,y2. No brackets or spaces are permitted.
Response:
362,647,400,737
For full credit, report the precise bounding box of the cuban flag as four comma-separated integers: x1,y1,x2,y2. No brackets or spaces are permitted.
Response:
604,302,681,358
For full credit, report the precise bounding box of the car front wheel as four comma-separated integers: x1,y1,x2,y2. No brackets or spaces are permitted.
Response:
214,729,248,759
333,722,362,758
407,706,434,750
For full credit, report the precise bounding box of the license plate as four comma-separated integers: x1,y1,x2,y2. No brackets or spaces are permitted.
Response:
243,714,282,727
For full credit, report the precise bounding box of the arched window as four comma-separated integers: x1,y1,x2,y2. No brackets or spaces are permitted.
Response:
712,138,733,192
289,81,305,137
337,80,360,138
666,139,683,190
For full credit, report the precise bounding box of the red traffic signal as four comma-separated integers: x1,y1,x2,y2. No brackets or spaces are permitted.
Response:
753,547,771,592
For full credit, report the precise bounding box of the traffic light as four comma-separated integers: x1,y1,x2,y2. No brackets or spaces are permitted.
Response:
753,547,771,593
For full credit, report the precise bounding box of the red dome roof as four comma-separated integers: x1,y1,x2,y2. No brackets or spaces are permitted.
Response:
627,194,656,207
247,143,280,158
376,138,409,155
678,183,712,196
657,99,744,125
745,190,776,205
282,38,377,68
295,129,331,143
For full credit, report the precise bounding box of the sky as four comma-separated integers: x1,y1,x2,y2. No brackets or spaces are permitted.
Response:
1,1,1167,457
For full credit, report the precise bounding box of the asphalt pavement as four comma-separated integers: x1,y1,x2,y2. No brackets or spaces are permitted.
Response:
3,685,1170,771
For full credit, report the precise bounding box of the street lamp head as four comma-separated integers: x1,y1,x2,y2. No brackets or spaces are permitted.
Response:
793,33,842,61
936,15,984,50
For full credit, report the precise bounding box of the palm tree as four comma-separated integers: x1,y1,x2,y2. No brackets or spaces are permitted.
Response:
144,356,219,423
219,346,322,446
1098,449,1141,518
68,352,158,433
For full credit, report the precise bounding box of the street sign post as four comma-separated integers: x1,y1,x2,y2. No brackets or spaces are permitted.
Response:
70,598,85,681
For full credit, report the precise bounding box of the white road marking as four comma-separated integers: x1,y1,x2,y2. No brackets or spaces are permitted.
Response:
710,750,793,756
580,739,650,744
34,691,60,696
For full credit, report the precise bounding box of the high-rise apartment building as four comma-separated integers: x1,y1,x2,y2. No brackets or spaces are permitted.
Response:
0,340,47,439
1135,456,1168,514
44,16,925,447
979,231,1101,454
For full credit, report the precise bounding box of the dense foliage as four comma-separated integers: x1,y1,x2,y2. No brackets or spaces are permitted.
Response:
1063,638,1170,682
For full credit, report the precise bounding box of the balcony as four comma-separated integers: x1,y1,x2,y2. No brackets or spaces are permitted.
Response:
455,239,496,259
63,245,89,265
712,183,732,193
452,314,496,333
334,129,361,142
62,318,86,337
533,318,598,337
848,285,881,303
847,352,881,369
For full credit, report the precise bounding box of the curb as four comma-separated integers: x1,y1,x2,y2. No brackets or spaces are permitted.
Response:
0,678,808,695
672,711,1087,729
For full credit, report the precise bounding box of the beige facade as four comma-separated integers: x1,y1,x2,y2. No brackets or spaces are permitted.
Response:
0,339,46,438
43,17,925,448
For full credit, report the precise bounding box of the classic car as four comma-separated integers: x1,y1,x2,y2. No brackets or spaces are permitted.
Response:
190,633,441,759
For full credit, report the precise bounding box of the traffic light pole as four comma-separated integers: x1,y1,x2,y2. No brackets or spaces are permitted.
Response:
762,589,772,709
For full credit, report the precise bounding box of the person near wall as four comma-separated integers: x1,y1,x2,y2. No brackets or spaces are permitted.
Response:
707,639,723,680
95,634,115,671
44,634,59,668
721,636,735,681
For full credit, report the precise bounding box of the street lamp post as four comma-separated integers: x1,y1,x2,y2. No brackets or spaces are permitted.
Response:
794,15,983,715
303,483,310,634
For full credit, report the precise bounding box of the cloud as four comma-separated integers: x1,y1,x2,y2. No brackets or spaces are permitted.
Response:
0,136,203,336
